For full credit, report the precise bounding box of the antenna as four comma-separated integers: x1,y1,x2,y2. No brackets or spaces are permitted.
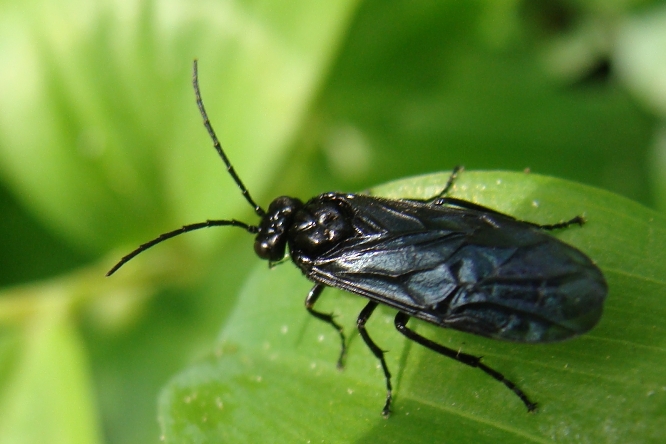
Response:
107,219,258,276
193,59,266,217
106,219,259,277
107,61,266,276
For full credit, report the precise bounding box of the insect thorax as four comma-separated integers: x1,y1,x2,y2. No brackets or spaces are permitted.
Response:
285,194,356,261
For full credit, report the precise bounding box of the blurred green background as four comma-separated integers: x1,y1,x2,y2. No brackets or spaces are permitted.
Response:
0,0,665,443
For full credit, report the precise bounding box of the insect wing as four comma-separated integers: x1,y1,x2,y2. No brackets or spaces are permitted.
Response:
307,195,607,343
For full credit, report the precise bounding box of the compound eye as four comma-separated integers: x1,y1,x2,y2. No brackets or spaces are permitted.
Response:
254,196,303,261
254,233,285,261
253,238,271,260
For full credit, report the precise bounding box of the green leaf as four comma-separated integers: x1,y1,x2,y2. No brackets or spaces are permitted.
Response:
315,2,656,205
0,0,359,253
0,1,361,443
158,171,666,443
0,306,101,444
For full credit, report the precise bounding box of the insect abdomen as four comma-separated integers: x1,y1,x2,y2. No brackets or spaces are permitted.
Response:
303,194,606,344
432,231,606,342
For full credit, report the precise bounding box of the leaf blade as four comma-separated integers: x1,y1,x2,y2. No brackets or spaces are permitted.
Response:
160,171,666,442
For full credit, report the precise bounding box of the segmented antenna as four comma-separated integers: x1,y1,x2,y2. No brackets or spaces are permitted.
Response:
193,59,266,217
106,61,266,276
107,219,258,276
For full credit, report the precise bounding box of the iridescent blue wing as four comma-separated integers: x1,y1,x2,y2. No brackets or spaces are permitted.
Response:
306,195,607,343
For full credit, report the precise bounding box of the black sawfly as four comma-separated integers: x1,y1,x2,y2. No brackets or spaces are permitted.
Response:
107,60,607,416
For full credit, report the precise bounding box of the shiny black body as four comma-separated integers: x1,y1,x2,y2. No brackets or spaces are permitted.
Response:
282,192,606,344
108,61,607,416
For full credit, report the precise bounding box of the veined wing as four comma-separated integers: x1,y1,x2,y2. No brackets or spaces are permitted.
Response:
308,197,607,343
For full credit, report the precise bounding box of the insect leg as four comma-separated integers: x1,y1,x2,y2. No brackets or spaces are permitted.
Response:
434,165,464,198
357,301,393,417
431,196,585,231
409,166,464,203
431,196,514,215
305,284,346,368
394,312,538,412
531,216,585,231
426,168,584,232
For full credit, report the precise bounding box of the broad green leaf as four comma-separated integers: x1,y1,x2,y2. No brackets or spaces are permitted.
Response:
1,2,663,444
0,1,360,443
0,305,101,444
0,0,358,253
159,171,666,443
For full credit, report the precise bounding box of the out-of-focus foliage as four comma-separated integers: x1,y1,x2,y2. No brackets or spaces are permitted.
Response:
0,0,664,443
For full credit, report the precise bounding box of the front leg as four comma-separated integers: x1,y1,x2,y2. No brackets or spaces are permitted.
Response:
357,301,393,417
305,284,346,368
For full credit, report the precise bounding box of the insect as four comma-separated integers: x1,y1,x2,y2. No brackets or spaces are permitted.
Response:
108,60,607,416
